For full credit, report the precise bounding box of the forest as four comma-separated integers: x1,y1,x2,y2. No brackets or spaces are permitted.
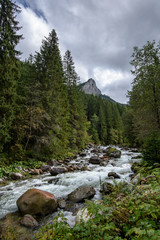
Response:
0,0,127,166
0,1,160,239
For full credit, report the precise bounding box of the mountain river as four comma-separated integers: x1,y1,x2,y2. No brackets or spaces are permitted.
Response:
0,146,141,227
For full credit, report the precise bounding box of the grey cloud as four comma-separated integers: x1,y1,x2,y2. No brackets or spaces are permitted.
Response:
16,0,160,102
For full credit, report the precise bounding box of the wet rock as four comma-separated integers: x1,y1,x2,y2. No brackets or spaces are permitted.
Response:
79,152,87,157
89,156,101,164
48,178,59,184
20,214,39,228
58,198,66,209
50,167,67,176
80,166,91,171
47,159,58,166
41,165,51,172
104,147,121,158
17,188,57,216
29,168,40,175
11,172,23,180
67,185,96,203
100,182,114,194
100,161,109,167
91,149,98,153
131,155,142,159
108,172,121,179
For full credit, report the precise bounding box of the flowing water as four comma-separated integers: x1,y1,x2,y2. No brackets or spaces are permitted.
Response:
0,146,141,226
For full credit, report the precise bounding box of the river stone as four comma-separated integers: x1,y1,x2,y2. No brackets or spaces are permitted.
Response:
41,165,51,172
17,188,57,216
89,156,101,164
108,172,121,179
67,185,96,203
104,147,121,158
79,152,87,157
11,172,23,180
50,167,67,176
20,214,39,228
58,199,66,209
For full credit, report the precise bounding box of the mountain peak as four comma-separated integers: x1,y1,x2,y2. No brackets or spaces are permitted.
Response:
81,78,101,96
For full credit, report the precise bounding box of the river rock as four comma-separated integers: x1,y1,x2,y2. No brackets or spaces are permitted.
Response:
89,156,101,164
58,198,66,209
50,167,67,176
41,165,51,172
17,188,57,216
100,182,114,194
11,172,23,180
79,152,87,157
91,149,98,153
20,214,39,228
29,168,40,175
108,172,121,179
80,166,91,171
104,147,121,158
47,159,58,166
67,185,96,203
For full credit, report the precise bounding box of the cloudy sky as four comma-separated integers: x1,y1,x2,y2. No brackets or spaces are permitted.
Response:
16,0,160,103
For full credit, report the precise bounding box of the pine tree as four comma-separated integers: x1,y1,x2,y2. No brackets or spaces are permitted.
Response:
0,0,22,152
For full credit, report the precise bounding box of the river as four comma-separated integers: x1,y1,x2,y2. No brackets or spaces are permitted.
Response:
0,146,141,226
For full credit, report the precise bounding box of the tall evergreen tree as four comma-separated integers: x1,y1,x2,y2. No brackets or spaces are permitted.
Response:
128,41,160,142
0,0,22,152
63,50,89,150
34,30,70,157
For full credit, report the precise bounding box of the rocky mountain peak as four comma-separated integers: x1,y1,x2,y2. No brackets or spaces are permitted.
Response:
81,78,101,96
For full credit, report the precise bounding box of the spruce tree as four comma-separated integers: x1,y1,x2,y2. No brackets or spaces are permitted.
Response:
63,50,89,150
34,30,70,157
0,0,22,153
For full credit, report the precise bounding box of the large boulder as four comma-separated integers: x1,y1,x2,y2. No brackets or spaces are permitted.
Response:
104,147,121,158
50,167,67,176
89,156,101,164
17,188,57,216
67,185,96,203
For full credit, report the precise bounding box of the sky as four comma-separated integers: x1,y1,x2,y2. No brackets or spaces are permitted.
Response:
15,0,160,103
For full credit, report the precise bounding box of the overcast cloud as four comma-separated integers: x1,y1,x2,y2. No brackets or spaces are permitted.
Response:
16,0,160,103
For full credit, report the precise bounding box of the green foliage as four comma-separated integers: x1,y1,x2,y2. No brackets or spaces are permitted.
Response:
0,0,22,152
142,132,160,164
128,41,160,143
35,167,160,240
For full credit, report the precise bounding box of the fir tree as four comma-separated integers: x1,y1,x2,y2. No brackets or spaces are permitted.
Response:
0,0,22,152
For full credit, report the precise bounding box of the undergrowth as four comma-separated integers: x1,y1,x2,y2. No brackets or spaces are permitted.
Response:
34,164,160,240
